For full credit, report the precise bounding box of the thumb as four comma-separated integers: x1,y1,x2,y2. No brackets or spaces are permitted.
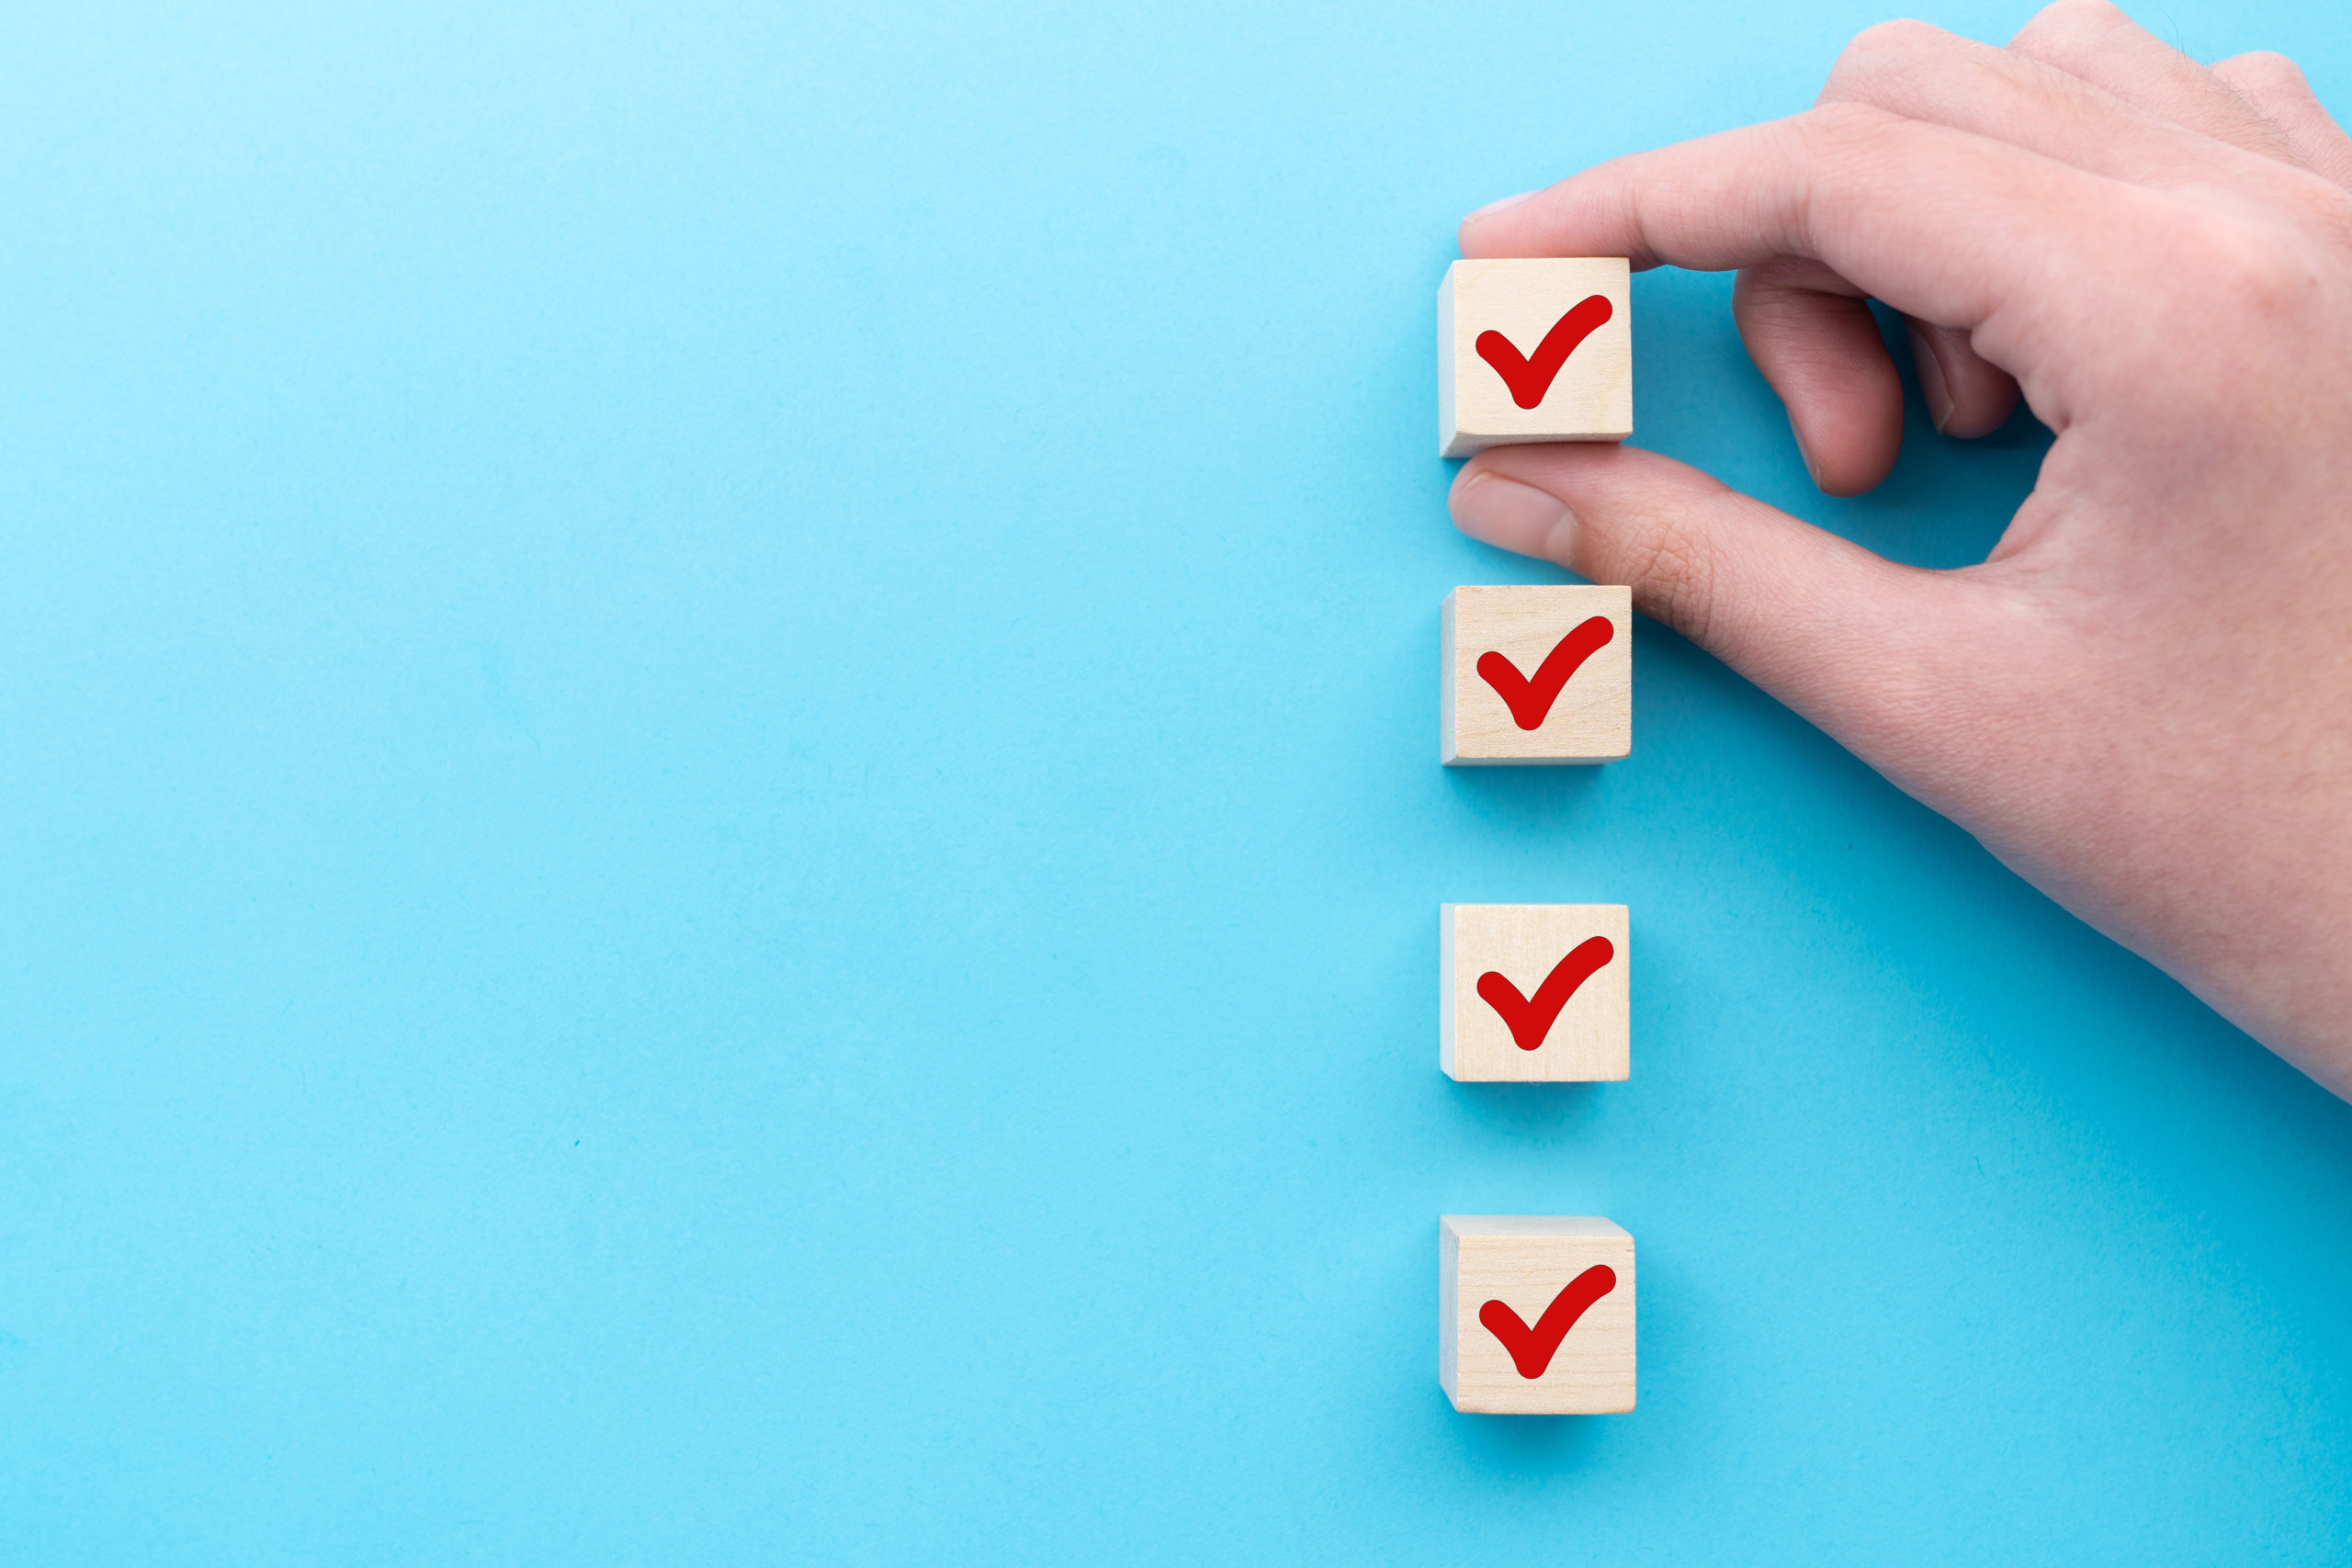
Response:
1447,443,1976,762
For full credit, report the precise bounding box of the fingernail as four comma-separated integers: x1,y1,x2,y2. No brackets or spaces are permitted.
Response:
1464,188,1538,222
1907,323,1954,434
1449,471,1577,560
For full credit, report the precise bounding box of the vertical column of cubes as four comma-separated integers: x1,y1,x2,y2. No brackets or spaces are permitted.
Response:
1436,258,1642,1416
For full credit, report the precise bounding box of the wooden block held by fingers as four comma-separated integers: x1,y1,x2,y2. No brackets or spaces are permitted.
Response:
1442,904,1629,1082
1439,258,1632,458
1441,1216,1635,1415
1442,584,1631,764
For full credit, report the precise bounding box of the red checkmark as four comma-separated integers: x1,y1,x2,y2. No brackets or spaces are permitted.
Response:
1475,615,1615,731
1479,1265,1618,1379
1476,935,1615,1051
1476,294,1614,410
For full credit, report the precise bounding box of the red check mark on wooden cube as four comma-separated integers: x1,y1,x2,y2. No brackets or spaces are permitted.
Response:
1475,615,1615,730
1476,936,1616,1052
1478,1265,1620,1379
1475,295,1615,410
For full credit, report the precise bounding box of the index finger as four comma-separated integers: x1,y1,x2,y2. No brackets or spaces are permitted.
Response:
1461,102,2162,362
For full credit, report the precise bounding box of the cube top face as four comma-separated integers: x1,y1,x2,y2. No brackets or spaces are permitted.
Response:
1442,584,1631,764
1442,904,1628,1082
1439,258,1632,458
1441,1216,1635,1415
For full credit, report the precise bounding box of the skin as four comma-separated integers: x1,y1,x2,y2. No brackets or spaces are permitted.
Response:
1448,0,2352,1098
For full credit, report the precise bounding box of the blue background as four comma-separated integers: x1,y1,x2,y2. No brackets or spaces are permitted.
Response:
3,1,2348,1561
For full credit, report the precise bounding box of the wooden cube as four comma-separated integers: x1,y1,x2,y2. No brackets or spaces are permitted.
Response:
1439,258,1632,458
1441,1216,1635,1415
1441,904,1628,1082
1442,584,1631,764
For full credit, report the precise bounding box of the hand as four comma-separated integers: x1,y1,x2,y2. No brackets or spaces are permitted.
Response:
1447,0,2352,1097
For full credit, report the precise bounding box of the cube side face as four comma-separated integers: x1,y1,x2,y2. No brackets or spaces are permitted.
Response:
1438,1218,1462,1403
1443,584,1632,764
1439,590,1461,766
1442,905,1629,1082
1441,1217,1635,1415
1442,258,1632,457
1438,903,1460,1076
1437,269,1460,461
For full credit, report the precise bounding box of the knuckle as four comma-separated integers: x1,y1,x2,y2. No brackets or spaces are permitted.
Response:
2010,0,2122,59
2100,211,2340,422
1625,515,1719,645
2285,181,2352,253
2175,221,2322,320
2018,0,2122,34
2227,50,2309,92
1801,98,1894,142
1792,99,1900,171
1826,18,1944,94
1778,103,1897,241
